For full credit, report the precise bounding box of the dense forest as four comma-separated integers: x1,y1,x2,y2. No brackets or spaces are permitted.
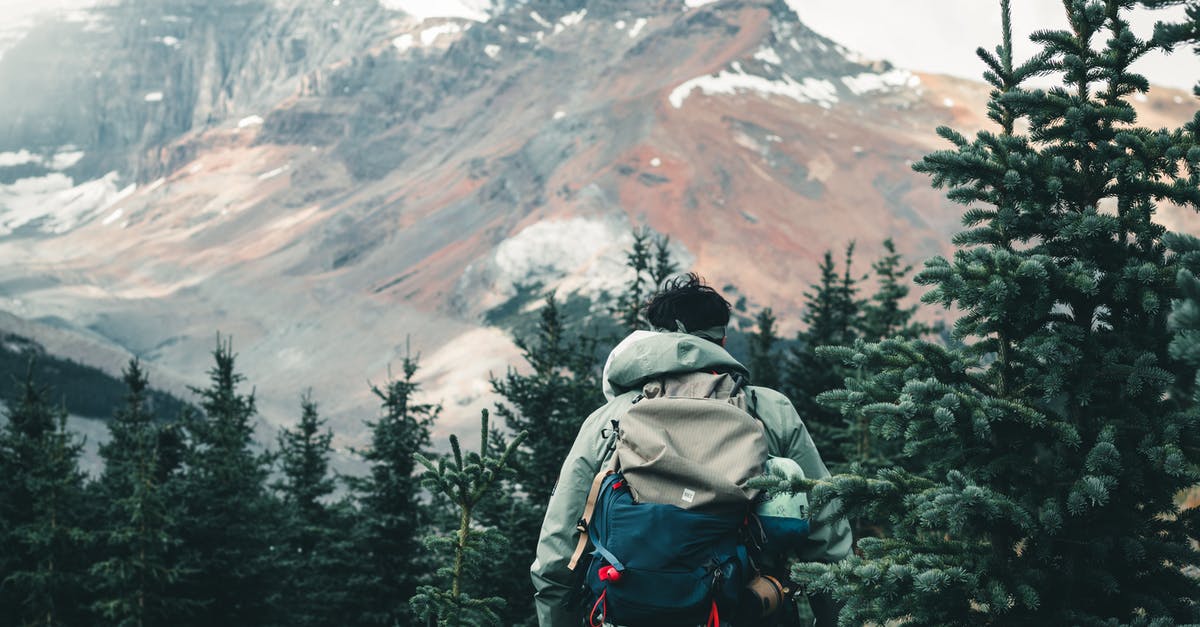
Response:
3,1,1200,625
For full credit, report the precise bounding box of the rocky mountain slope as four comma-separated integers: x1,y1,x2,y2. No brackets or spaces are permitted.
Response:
0,0,1195,450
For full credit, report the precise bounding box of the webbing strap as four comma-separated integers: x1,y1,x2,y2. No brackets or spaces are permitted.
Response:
588,529,625,572
568,467,612,571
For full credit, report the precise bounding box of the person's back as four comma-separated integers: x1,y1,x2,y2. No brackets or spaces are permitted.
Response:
531,274,852,626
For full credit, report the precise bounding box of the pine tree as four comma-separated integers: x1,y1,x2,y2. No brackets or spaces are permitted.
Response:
90,359,190,626
173,337,279,626
650,233,680,288
611,227,678,332
410,410,526,627
783,245,863,470
860,238,936,341
844,240,941,477
276,392,335,528
492,294,604,505
612,227,654,332
0,366,91,627
1169,234,1200,401
273,392,360,627
351,350,438,627
487,294,605,625
782,2,1200,623
748,307,782,389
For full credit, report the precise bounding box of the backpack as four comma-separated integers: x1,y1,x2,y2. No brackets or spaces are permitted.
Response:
568,372,770,627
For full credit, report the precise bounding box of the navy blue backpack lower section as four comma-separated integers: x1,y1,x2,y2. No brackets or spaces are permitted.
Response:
584,473,752,626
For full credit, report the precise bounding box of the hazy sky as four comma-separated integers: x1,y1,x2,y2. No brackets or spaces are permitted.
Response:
0,0,1196,89
790,0,1200,91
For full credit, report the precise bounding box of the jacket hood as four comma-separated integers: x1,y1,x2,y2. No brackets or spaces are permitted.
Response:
602,331,749,400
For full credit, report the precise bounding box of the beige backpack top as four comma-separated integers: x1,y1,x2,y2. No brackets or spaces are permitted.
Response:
611,371,768,510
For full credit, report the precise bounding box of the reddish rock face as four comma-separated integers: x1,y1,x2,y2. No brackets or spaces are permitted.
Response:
0,0,1194,445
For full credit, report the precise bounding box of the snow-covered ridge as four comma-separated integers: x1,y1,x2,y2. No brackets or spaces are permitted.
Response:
670,62,922,109
669,63,839,109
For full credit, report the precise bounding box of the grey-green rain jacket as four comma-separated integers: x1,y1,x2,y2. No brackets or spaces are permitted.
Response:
530,331,853,627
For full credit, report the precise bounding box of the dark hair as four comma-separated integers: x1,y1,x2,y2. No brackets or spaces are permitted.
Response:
643,273,731,340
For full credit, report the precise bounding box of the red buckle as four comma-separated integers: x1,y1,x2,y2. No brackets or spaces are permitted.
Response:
598,565,622,582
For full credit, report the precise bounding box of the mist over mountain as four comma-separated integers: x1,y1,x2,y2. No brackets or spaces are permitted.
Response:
0,0,1195,455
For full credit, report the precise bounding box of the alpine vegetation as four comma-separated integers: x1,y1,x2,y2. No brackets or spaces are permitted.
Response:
778,1,1200,624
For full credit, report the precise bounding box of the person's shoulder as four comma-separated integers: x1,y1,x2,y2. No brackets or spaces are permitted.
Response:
746,385,795,410
582,390,641,425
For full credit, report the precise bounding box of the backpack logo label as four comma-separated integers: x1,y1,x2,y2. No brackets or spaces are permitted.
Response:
681,488,695,503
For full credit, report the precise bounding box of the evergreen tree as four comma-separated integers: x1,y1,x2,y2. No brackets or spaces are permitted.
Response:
846,240,940,477
410,410,526,627
783,245,863,470
612,227,654,332
90,359,189,626
487,294,605,625
0,367,91,627
650,233,680,289
492,294,604,505
273,392,360,627
611,227,678,332
351,350,438,627
276,392,335,527
173,337,279,626
783,2,1200,623
748,307,782,389
1168,234,1200,400
860,238,936,341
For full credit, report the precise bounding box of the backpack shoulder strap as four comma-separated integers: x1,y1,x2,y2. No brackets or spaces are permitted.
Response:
567,466,613,571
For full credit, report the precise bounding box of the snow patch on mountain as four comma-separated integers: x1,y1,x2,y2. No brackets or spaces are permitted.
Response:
840,68,921,95
0,171,134,236
237,115,264,128
483,216,695,306
257,165,289,180
669,66,839,109
392,33,414,51
491,217,621,296
628,17,648,38
753,47,782,66
420,22,463,46
0,150,39,167
0,147,85,170
560,9,587,28
378,0,491,22
529,10,552,28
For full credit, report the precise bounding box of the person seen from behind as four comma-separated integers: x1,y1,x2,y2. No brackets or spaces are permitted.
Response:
530,273,853,626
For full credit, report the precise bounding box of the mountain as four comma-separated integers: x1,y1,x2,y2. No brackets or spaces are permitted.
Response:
0,0,1195,451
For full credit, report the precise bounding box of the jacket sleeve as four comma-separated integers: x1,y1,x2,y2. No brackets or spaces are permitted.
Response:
751,387,853,564
531,401,623,627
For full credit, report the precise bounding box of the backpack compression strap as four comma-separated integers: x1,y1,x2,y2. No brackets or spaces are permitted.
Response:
568,467,613,571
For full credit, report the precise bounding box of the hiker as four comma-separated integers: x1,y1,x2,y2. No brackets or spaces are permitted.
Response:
531,273,853,626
